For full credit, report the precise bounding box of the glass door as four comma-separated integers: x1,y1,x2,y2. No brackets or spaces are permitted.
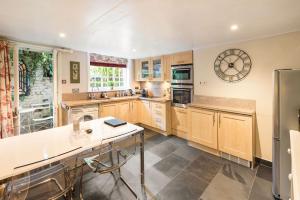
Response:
152,57,163,81
140,59,150,80
11,46,55,135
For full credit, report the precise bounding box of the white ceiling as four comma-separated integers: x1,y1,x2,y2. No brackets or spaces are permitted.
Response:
0,0,300,58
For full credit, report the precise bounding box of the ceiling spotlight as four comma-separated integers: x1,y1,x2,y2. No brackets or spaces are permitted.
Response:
59,33,66,38
230,24,239,31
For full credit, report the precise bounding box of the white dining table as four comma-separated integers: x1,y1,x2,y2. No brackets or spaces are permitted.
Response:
0,117,145,191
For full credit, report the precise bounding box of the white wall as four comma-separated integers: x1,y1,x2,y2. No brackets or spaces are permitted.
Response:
58,51,89,94
57,50,137,94
193,31,300,161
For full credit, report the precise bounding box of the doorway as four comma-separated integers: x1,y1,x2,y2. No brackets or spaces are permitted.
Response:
10,47,55,134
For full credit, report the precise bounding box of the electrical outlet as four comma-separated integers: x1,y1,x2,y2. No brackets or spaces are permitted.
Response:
72,88,80,94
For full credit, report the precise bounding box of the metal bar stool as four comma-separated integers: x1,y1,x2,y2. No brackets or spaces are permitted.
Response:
78,133,138,200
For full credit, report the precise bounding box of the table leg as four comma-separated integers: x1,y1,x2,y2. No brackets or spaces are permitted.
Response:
140,130,145,186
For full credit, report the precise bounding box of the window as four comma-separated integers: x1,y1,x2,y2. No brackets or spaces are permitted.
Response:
89,65,128,91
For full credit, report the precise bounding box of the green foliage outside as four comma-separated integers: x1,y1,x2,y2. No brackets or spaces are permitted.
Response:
19,49,53,85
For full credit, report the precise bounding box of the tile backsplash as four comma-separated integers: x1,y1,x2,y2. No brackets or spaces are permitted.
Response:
140,81,171,97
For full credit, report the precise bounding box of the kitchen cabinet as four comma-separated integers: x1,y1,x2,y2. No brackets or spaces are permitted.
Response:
218,112,253,161
171,107,188,139
151,102,167,131
188,108,218,149
171,51,193,65
151,56,164,81
140,58,151,81
138,100,170,133
135,57,164,82
117,101,130,121
163,55,172,81
99,100,138,123
139,100,152,126
99,103,117,118
129,100,138,123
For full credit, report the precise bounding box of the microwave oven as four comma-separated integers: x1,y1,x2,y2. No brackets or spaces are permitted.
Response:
171,64,193,84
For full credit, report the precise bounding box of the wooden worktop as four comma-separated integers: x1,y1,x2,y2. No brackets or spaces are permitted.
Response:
62,95,171,108
188,95,256,116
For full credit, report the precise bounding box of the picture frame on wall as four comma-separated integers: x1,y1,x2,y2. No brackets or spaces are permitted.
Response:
70,61,80,83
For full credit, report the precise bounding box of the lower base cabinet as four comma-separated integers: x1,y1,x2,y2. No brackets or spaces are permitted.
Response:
171,107,188,139
218,112,253,161
188,107,254,162
99,101,137,123
188,108,218,149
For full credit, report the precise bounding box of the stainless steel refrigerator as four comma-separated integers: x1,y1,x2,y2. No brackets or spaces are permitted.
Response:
273,69,300,200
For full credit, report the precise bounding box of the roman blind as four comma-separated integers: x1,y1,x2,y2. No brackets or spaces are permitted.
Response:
90,53,128,68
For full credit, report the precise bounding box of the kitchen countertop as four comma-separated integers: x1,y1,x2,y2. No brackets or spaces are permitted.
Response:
290,130,300,200
62,95,171,108
188,103,256,115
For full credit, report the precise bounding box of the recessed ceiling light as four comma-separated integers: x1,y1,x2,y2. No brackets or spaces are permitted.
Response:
132,49,137,52
230,24,239,31
59,33,66,38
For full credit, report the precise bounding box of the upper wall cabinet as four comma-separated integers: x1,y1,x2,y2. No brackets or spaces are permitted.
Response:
163,55,172,81
134,50,193,82
171,51,193,65
135,57,164,82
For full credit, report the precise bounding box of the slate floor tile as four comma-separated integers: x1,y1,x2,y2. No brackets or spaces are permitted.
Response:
74,172,135,200
200,172,250,200
256,165,272,182
123,151,161,175
248,177,273,200
220,162,257,188
149,141,180,158
185,154,222,183
173,145,203,162
157,171,208,200
153,153,189,178
167,136,188,146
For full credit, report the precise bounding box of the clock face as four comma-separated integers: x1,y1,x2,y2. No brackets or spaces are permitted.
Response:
214,49,252,82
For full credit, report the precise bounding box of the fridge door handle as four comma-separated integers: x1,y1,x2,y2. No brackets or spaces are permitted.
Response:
298,109,300,131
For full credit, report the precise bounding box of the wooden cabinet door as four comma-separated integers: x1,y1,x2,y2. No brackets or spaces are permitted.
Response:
218,113,253,161
151,56,164,81
116,102,130,121
163,55,171,81
140,58,151,81
139,100,152,126
129,100,138,123
171,107,188,136
151,102,166,131
189,108,218,149
134,59,141,81
100,104,117,118
171,51,193,65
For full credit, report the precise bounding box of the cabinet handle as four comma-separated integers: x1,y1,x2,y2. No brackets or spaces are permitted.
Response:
219,114,221,128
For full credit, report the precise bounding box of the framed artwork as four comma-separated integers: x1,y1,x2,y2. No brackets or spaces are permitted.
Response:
70,61,80,83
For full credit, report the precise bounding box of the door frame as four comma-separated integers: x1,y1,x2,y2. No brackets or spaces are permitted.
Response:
11,43,58,135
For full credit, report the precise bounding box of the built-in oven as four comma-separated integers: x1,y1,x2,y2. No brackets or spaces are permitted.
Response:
171,85,193,108
171,64,193,84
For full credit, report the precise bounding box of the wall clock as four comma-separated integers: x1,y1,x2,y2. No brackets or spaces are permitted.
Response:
214,49,252,83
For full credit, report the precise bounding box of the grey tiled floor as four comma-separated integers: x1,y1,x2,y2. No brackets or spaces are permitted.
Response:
74,129,273,200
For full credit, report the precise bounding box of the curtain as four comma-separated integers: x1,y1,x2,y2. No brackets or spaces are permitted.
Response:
90,53,127,68
0,41,14,138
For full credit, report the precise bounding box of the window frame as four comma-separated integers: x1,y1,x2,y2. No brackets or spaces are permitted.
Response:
88,65,129,92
